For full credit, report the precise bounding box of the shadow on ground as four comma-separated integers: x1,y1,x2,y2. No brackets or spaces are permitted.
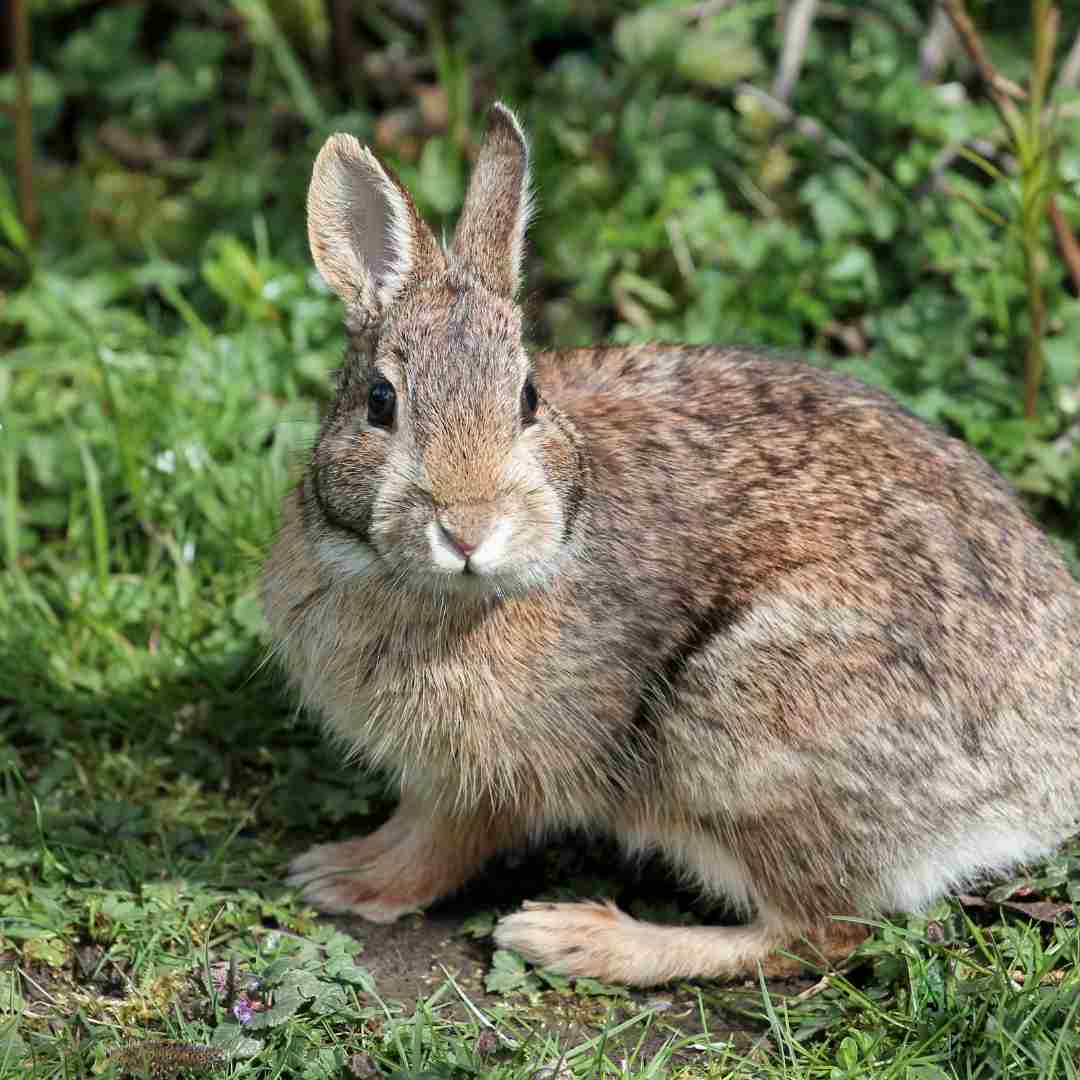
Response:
4,638,832,1056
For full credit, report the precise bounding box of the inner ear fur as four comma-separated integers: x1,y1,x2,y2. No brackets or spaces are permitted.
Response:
307,134,444,330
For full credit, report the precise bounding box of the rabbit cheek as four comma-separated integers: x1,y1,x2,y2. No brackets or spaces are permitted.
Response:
307,427,385,570
498,444,566,580
365,452,448,574
533,422,585,542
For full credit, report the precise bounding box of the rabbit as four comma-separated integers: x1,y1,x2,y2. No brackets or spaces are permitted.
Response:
261,102,1080,986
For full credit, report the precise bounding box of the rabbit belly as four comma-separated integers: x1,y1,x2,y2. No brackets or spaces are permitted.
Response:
617,820,756,915
877,822,1060,912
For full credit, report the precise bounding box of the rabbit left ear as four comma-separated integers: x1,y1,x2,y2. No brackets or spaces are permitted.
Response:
307,134,445,331
450,103,532,298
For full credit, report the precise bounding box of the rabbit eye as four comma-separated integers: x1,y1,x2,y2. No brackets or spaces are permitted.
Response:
521,379,540,425
367,379,396,428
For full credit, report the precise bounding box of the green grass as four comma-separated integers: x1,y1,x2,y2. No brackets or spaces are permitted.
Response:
4,1,1080,1076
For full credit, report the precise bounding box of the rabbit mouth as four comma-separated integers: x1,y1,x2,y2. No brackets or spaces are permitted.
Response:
426,518,513,577
354,517,535,599
313,512,552,599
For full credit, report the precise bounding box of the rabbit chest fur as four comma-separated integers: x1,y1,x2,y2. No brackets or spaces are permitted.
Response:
263,104,1080,984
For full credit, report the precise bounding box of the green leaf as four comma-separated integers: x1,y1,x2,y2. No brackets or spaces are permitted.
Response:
572,976,629,998
677,33,763,89
827,246,873,283
325,955,375,989
210,1022,262,1059
246,984,307,1029
613,8,684,67
416,136,465,216
838,1034,859,1069
0,67,64,134
312,926,365,956
1045,312,1080,386
459,910,496,939
0,1018,25,1062
307,981,350,1015
484,949,538,994
0,972,26,1016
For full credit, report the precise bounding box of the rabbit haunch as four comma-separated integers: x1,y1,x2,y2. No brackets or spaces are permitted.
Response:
262,104,1080,986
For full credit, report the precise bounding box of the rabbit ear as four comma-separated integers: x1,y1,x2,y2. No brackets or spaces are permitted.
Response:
451,103,532,297
307,134,445,330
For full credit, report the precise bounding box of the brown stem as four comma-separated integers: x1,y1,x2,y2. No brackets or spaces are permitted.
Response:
327,0,357,94
1048,196,1080,295
12,0,37,240
941,0,1026,125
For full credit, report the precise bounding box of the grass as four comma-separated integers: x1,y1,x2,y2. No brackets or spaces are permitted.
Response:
3,202,1080,1080
4,1,1080,1076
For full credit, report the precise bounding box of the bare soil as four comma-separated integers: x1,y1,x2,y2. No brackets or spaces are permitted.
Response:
322,842,851,1063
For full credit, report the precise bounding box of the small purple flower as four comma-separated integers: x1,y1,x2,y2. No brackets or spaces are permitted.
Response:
210,962,231,995
232,995,254,1025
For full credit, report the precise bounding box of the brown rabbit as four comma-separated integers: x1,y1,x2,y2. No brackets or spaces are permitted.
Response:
262,103,1080,985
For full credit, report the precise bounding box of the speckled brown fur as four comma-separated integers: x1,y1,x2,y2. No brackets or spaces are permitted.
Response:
262,105,1080,985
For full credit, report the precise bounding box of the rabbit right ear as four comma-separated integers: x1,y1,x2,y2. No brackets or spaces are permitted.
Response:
307,134,444,330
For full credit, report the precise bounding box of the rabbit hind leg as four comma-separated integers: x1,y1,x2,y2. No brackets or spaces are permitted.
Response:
494,899,802,986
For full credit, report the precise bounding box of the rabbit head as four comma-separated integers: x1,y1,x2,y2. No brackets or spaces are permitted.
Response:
303,104,584,598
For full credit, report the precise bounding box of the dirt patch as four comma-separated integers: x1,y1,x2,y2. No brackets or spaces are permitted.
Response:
338,903,775,1061
320,848,839,1064
342,906,491,1009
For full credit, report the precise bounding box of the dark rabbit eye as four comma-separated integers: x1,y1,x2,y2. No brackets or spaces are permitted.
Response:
367,379,396,428
521,379,540,424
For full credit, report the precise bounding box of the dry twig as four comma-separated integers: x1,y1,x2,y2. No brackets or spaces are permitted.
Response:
942,0,1027,117
920,1,958,83
1049,196,1080,294
773,0,819,104
1054,27,1080,94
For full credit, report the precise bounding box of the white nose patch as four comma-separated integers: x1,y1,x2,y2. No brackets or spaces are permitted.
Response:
426,518,513,575
468,518,513,573
427,520,467,572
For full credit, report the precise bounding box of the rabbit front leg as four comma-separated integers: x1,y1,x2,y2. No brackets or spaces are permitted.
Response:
288,792,509,922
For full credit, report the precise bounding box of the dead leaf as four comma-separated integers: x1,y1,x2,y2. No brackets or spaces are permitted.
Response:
1000,900,1074,924
956,894,1074,923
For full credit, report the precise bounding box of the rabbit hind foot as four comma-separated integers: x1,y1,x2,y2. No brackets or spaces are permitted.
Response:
493,900,841,987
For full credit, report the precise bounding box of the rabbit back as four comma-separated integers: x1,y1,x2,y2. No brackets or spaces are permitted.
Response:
536,343,1080,918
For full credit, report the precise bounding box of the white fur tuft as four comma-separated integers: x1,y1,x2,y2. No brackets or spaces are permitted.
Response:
881,824,1055,912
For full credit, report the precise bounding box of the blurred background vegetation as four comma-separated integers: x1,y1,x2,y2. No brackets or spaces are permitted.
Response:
2,0,1080,645
3,5,1080,1073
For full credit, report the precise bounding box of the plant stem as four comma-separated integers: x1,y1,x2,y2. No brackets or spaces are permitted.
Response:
2,423,19,574
1020,0,1058,420
773,0,819,104
942,0,1027,120
944,0,1064,421
1048,197,1080,295
12,0,37,240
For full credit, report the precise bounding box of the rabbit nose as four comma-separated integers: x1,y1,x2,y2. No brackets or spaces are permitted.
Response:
439,524,477,558
435,512,493,559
